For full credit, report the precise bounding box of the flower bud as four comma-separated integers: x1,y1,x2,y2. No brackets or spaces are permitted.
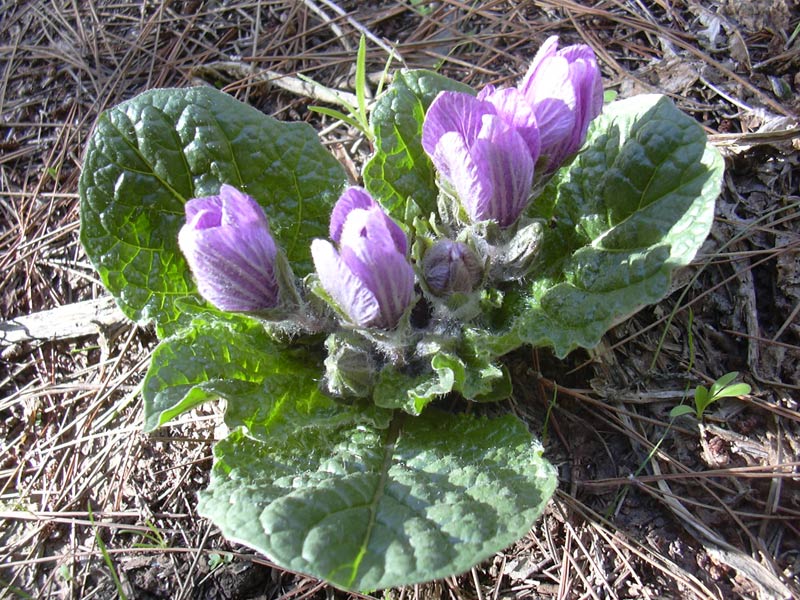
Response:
178,184,281,312
323,333,376,398
311,187,415,330
519,36,603,170
486,219,545,282
422,240,483,296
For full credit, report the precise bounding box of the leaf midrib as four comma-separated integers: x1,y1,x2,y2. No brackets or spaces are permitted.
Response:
345,411,402,587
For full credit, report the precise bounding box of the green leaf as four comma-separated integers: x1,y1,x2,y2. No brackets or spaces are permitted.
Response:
198,411,556,591
712,382,751,399
694,385,709,406
142,314,388,438
373,361,455,415
709,371,740,397
373,347,509,415
468,94,724,359
355,35,368,127
692,373,751,418
363,70,473,221
79,87,346,335
463,362,512,402
308,106,365,132
440,350,511,402
669,405,695,419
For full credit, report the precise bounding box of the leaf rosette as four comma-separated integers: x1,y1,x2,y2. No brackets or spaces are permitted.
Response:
79,56,723,592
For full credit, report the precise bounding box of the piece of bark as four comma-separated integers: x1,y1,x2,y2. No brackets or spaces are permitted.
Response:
1,296,127,352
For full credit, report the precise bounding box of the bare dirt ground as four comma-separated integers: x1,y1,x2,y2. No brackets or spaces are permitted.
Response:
1,1,799,598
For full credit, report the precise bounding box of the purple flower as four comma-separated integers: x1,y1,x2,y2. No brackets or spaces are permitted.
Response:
311,187,415,330
422,90,538,228
422,240,482,296
518,36,603,170
178,184,280,312
421,37,601,228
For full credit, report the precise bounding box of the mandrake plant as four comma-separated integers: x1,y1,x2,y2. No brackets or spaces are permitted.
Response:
78,37,723,591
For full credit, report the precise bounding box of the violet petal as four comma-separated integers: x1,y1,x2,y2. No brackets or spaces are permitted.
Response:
433,130,489,222
314,188,415,330
422,91,494,178
521,35,560,86
483,86,541,159
311,239,381,327
329,186,376,243
219,184,269,227
519,36,603,170
337,208,415,329
438,116,533,227
472,116,535,227
520,55,577,153
185,196,223,223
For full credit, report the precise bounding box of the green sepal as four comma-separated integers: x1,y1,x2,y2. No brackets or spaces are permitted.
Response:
372,341,510,415
373,361,453,415
323,331,378,399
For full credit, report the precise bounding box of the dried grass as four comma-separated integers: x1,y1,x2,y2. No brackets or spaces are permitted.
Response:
2,0,799,598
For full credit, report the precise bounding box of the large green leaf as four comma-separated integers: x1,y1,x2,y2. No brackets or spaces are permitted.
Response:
363,70,473,220
79,87,346,335
468,94,723,359
142,314,388,438
198,411,556,591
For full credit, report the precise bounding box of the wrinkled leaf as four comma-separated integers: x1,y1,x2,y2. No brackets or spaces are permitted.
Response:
80,87,345,335
435,351,511,402
198,411,556,591
467,94,723,359
363,70,473,221
373,363,454,415
373,348,509,415
142,314,388,438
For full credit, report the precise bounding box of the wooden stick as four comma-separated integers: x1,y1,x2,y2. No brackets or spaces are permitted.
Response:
1,296,127,351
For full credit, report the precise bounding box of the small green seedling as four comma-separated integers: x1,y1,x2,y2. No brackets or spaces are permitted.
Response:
58,564,73,583
409,0,434,16
670,371,751,420
123,519,168,549
88,505,128,600
306,35,383,140
208,551,233,572
541,385,558,445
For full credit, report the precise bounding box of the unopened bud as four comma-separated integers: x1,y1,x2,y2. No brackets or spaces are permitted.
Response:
324,333,377,398
422,240,483,296
178,184,281,312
